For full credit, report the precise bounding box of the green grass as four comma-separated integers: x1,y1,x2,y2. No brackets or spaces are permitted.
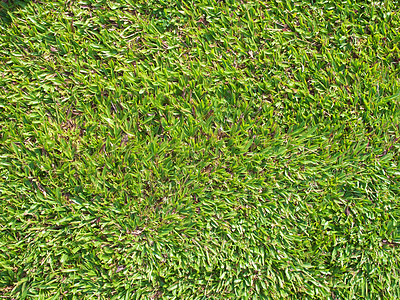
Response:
1,0,400,298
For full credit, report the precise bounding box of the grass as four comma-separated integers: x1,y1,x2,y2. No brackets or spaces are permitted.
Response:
0,0,400,298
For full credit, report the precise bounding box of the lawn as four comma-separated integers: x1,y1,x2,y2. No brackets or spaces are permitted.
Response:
0,0,400,299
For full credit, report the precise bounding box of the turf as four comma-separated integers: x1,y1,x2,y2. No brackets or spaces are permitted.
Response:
1,0,400,299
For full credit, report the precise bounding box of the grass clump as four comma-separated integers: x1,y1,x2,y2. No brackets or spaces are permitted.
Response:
1,0,400,299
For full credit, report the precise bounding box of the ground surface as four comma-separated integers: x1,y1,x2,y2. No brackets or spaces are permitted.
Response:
1,0,400,299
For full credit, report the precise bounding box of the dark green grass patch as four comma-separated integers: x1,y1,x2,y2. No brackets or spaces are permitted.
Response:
1,0,400,299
